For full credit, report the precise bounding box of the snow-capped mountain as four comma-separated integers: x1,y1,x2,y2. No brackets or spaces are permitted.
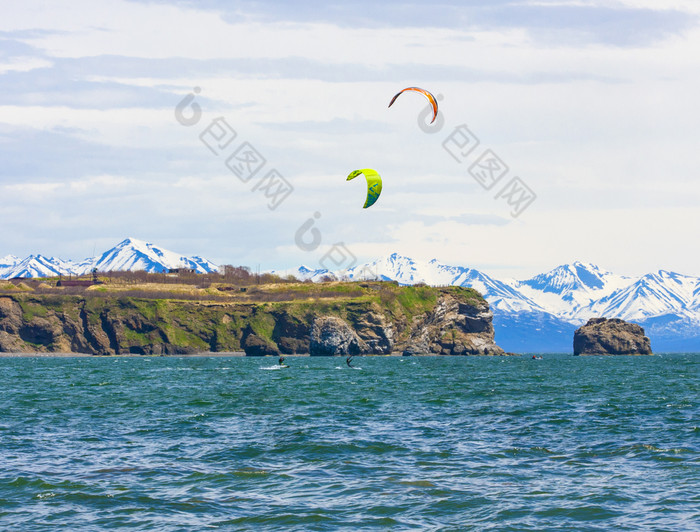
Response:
1,255,74,279
514,261,631,319
521,261,614,294
0,238,218,279
73,238,218,274
422,260,541,313
583,270,698,322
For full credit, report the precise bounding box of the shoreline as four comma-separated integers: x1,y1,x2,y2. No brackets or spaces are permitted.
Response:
0,351,513,358
0,351,247,358
0,352,694,358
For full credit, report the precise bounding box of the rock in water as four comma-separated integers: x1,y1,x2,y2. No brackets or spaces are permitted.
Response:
573,317,652,355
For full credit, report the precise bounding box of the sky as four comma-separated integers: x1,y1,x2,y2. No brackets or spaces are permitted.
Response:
1,0,699,279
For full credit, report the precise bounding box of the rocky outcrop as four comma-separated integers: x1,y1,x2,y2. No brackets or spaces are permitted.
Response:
310,316,368,356
241,325,280,356
271,310,310,354
574,317,652,355
346,306,394,354
0,296,72,352
0,295,213,355
402,294,504,356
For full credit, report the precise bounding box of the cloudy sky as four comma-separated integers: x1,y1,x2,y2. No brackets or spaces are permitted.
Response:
1,0,699,278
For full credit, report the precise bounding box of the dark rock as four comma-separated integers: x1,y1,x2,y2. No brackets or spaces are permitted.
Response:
241,326,280,356
310,316,367,356
19,317,61,345
346,306,394,354
271,311,310,354
573,317,652,355
0,297,23,334
276,336,309,354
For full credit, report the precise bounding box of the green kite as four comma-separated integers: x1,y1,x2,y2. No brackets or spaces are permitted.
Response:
347,169,382,209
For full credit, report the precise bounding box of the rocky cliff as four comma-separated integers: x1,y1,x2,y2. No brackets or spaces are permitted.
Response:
0,282,504,356
573,317,652,355
401,292,503,355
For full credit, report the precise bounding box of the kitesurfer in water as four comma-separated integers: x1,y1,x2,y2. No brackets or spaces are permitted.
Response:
279,356,286,366
346,355,354,368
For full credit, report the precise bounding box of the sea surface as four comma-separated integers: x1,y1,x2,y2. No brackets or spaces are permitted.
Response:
0,354,698,531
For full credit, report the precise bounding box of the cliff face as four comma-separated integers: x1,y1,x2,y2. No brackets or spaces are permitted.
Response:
573,317,652,355
0,283,504,356
401,294,503,356
310,316,369,355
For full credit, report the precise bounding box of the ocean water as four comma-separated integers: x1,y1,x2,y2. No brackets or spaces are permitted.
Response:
0,354,698,531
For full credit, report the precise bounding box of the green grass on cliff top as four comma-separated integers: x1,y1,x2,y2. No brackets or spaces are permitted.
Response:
1,279,486,310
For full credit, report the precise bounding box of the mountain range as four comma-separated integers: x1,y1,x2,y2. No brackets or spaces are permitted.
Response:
0,238,218,279
1,240,698,352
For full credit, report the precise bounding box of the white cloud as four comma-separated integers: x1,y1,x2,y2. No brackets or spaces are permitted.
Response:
0,0,699,277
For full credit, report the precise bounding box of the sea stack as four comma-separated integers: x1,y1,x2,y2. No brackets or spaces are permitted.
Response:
573,317,652,355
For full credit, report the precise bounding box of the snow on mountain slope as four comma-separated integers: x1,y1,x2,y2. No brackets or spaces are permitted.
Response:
1,255,73,279
277,254,427,284
582,270,698,321
424,260,542,313
516,261,632,318
348,253,432,284
335,254,700,324
690,279,700,312
0,255,20,268
521,261,611,293
0,238,218,279
74,238,219,274
0,255,21,279
273,265,334,282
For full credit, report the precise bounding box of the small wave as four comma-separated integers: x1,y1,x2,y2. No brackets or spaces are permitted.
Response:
93,467,140,474
397,479,436,488
187,400,215,406
499,446,555,457
233,467,269,477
